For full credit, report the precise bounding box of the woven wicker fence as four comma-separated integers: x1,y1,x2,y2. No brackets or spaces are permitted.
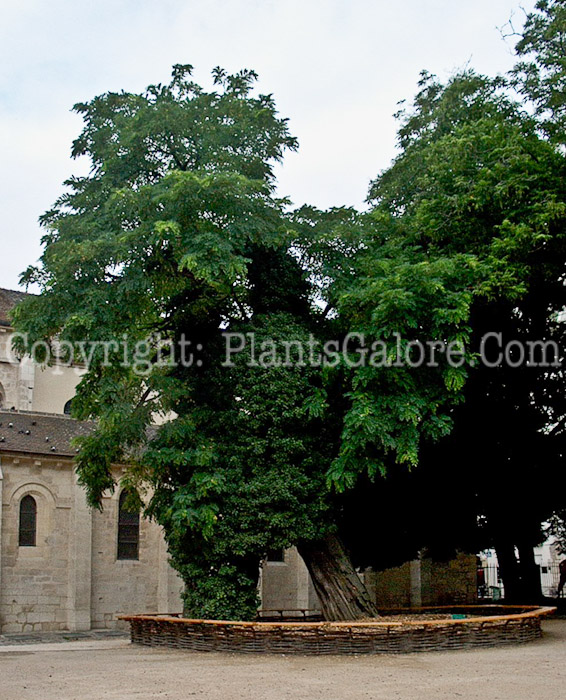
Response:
120,605,555,655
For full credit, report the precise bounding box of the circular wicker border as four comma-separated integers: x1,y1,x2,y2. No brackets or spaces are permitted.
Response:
120,605,556,655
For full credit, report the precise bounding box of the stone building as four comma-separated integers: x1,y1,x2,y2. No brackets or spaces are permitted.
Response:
0,289,183,633
259,548,319,616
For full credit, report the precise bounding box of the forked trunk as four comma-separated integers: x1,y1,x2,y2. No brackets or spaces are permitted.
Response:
297,533,379,621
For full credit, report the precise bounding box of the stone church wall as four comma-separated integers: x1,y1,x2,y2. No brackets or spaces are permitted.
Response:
0,455,183,634
90,474,184,630
0,455,74,632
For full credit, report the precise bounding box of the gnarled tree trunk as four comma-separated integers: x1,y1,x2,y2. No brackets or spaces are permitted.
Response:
298,533,379,621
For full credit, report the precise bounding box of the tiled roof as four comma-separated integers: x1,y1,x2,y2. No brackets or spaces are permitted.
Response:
0,288,29,327
0,411,93,457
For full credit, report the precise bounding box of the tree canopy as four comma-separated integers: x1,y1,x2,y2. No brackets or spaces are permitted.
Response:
13,2,566,618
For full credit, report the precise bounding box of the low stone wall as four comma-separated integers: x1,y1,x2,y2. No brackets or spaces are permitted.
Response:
121,606,555,655
364,554,478,608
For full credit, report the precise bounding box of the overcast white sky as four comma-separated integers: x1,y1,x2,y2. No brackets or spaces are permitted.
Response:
1,0,536,290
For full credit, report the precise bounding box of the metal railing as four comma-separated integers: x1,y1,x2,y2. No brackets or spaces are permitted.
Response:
478,563,565,600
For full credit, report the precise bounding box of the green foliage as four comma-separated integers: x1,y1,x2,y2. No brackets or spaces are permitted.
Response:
512,0,566,144
327,237,476,490
353,66,566,588
134,310,338,619
13,15,566,616
14,66,309,619
180,563,261,621
319,71,564,496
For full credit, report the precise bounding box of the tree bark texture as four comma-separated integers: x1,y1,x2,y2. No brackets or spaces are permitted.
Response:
298,533,379,621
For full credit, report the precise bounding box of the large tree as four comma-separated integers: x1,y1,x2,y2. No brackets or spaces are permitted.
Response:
341,3,566,602
14,58,481,620
361,66,566,602
13,66,388,620
14,5,566,620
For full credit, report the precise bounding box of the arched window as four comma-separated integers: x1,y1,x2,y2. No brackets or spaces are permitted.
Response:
19,495,37,547
0,382,5,409
63,399,73,415
117,490,140,560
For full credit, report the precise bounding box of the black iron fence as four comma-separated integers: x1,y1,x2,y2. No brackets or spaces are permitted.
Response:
478,563,565,600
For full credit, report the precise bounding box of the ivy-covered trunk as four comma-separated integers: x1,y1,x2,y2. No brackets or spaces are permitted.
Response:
298,534,379,621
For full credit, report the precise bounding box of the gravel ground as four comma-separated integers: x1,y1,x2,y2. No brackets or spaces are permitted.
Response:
0,619,564,700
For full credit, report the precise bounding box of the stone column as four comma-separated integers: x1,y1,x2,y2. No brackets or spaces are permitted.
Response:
156,530,170,613
18,356,35,411
409,558,422,608
66,473,92,630
295,549,311,610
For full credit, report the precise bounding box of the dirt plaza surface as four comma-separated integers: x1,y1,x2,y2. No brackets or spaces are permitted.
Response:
1,620,565,700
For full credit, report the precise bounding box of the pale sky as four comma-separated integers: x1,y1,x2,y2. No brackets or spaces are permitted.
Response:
0,0,536,290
